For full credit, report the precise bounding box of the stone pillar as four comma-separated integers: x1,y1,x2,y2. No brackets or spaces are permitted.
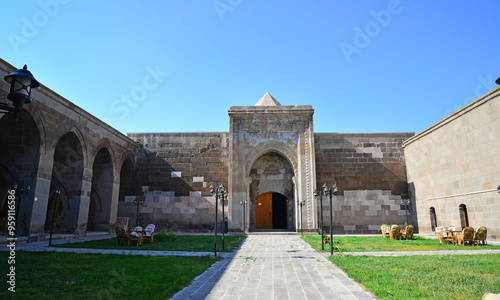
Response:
28,152,54,234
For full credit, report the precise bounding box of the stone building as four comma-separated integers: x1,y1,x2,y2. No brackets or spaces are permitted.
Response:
2,57,497,240
404,87,500,240
0,59,138,236
127,93,414,234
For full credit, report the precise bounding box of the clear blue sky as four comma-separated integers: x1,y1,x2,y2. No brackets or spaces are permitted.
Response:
2,1,499,135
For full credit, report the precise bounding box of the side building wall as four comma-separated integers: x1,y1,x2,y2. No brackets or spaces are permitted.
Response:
122,133,229,231
404,87,500,241
314,132,415,233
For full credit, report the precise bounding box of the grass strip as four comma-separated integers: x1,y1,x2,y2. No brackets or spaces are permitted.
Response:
328,254,500,300
0,251,219,300
302,235,500,252
54,234,246,252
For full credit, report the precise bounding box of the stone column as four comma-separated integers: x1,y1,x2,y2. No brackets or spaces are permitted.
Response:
28,152,54,234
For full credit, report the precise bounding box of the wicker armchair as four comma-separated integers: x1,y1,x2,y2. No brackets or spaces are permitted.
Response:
475,226,487,245
128,230,143,246
455,226,475,246
402,225,414,239
116,227,128,245
143,224,156,243
389,224,402,240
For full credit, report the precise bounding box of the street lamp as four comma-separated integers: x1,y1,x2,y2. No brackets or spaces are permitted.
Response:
401,199,410,225
2,65,39,121
239,199,248,233
298,200,306,234
323,183,338,255
313,189,324,250
12,182,30,237
48,188,61,246
134,198,144,227
210,184,228,256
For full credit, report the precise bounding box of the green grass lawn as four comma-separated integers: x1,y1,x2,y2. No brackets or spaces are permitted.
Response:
0,251,220,300
329,254,500,300
302,235,500,299
302,235,500,252
54,234,246,252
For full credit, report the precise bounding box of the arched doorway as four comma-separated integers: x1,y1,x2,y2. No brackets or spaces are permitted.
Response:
249,152,294,231
49,132,84,232
256,192,288,229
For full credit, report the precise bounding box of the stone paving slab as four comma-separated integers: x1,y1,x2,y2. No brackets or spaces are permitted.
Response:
171,235,376,300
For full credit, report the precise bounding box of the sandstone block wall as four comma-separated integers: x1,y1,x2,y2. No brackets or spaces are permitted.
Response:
314,132,416,232
404,88,500,241
122,133,230,230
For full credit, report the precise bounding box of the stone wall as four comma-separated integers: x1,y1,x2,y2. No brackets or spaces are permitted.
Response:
314,132,415,233
404,87,500,241
122,132,229,230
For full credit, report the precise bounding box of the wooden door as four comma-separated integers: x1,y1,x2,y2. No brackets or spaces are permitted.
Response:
256,193,273,229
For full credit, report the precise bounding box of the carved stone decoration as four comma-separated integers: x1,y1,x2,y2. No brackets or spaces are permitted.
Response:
228,94,317,232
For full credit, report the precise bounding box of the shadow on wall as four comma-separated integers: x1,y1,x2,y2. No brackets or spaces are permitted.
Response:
117,144,222,231
314,133,418,233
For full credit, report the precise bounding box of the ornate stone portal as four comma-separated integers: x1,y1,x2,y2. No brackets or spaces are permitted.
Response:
228,93,317,232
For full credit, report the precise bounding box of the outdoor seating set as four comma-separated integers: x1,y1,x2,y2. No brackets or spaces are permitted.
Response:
435,226,487,246
381,224,414,240
116,224,156,246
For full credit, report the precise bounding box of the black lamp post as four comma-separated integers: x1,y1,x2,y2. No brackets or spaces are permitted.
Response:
313,189,324,250
48,188,61,246
401,199,410,225
298,200,306,234
239,199,247,233
2,65,39,121
134,198,144,227
323,183,338,255
210,184,228,256
12,182,30,237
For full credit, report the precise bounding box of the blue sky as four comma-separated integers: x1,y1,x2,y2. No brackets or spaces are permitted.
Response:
2,1,499,135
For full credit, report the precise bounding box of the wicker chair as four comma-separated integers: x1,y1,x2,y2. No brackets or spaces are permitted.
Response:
128,230,143,246
389,224,402,240
455,226,475,246
116,227,128,245
143,224,156,243
475,226,487,245
402,225,414,239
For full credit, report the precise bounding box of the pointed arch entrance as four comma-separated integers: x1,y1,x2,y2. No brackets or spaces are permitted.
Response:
249,152,294,231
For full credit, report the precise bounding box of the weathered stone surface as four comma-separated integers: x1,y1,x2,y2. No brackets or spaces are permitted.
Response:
404,88,500,241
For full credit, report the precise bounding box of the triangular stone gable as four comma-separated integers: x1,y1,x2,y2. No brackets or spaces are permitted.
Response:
254,92,281,106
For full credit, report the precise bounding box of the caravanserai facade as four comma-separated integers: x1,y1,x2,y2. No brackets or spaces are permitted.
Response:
1,58,498,240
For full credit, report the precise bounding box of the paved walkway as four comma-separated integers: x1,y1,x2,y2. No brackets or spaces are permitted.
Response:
171,235,376,300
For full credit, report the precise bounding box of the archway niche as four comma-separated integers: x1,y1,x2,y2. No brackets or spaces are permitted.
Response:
118,159,134,202
249,152,294,231
459,204,469,229
48,132,84,232
0,112,40,234
90,148,114,231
